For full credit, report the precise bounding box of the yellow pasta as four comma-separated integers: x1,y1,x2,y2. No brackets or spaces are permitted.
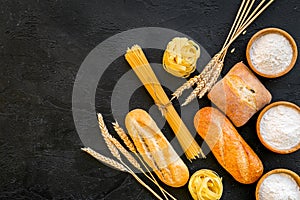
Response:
188,169,223,200
125,45,204,160
163,37,200,78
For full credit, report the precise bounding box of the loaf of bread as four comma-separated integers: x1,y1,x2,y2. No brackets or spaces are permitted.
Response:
194,107,263,184
208,62,272,127
125,109,189,187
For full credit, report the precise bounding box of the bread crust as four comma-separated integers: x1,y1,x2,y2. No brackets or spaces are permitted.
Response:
208,62,272,127
194,107,263,184
125,109,189,187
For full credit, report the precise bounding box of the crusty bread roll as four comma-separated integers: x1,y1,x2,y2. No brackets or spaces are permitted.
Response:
194,107,263,184
208,62,272,127
125,109,189,187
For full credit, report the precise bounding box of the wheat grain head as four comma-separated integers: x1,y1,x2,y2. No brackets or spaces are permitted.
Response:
81,147,127,172
97,113,121,161
113,122,137,153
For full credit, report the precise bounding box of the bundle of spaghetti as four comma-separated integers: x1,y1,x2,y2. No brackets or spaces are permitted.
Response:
125,45,205,160
173,0,275,106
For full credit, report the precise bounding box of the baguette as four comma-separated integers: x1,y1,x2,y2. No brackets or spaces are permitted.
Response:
208,62,272,127
125,109,189,187
194,107,263,184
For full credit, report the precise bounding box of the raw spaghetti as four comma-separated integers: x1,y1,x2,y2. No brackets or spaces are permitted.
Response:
125,45,205,160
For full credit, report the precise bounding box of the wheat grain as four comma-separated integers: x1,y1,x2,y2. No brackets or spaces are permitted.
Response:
81,147,127,172
181,90,198,107
171,53,220,100
171,75,200,100
181,54,221,106
198,60,224,99
97,114,141,172
112,138,175,200
180,75,204,106
109,137,142,171
112,122,175,200
113,122,137,153
97,113,121,161
181,72,210,106
173,0,275,105
95,115,167,200
97,116,142,171
178,53,221,105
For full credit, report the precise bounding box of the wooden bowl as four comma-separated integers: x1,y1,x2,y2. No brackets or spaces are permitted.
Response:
256,101,300,154
256,168,300,200
246,28,298,78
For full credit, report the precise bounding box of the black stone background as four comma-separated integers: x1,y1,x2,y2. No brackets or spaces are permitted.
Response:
0,0,299,199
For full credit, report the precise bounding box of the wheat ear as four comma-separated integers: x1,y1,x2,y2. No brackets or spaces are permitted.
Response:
113,122,176,200
198,60,224,99
108,137,168,200
97,115,164,200
180,74,205,106
113,121,136,153
97,113,135,169
171,75,199,100
181,70,211,106
81,147,127,172
109,137,142,171
97,113,121,160
181,53,221,106
171,48,220,102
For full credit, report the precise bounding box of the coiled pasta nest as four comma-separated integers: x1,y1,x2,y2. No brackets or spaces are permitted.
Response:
188,169,223,200
163,37,200,78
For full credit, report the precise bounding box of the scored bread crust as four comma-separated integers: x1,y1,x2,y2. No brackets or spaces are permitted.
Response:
194,107,263,184
125,109,189,187
208,62,272,127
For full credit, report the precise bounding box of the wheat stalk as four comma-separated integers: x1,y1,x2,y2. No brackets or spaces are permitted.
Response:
180,74,205,106
109,137,142,171
113,121,137,153
181,53,222,106
181,70,211,106
97,113,121,161
171,75,200,100
81,147,127,172
198,55,224,100
129,169,164,200
97,113,137,170
82,147,164,200
171,53,221,101
96,114,165,200
109,138,168,200
173,0,275,105
113,122,176,200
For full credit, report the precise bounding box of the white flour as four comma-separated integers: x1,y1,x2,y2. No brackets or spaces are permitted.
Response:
259,173,300,200
250,33,293,75
260,105,300,150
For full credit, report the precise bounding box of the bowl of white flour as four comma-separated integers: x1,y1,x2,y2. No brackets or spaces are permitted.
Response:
256,169,300,200
246,28,298,78
257,101,300,154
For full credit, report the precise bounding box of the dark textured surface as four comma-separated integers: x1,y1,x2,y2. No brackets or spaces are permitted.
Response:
0,0,299,199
